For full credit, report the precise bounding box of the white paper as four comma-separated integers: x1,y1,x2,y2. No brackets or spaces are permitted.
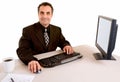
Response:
1,73,35,82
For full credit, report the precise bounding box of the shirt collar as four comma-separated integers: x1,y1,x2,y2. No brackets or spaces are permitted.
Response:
39,23,50,33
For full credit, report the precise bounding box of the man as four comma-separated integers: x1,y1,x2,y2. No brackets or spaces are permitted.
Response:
17,2,73,73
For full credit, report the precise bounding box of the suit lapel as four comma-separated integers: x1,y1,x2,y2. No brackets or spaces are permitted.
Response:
47,26,55,49
34,23,46,49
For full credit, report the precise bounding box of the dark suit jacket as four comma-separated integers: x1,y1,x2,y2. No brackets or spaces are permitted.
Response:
16,22,70,65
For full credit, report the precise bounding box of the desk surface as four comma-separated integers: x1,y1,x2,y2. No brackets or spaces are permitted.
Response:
0,45,120,82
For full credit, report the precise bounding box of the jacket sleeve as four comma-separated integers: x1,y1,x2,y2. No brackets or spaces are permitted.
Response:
16,28,38,65
58,28,71,49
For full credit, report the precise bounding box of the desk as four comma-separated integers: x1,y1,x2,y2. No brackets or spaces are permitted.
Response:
0,45,120,82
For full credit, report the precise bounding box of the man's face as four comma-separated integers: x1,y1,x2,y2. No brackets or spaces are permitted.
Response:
38,5,53,27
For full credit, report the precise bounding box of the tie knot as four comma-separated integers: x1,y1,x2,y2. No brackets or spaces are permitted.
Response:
45,29,47,32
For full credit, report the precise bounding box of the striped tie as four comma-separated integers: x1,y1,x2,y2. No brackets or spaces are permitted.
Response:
44,29,49,46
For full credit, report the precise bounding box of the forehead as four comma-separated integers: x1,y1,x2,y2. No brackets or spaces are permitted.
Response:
39,5,52,12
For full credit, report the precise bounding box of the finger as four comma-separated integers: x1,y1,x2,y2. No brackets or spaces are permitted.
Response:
66,48,69,54
33,61,37,73
70,48,74,54
68,48,71,54
28,62,32,72
70,48,73,54
28,63,30,70
30,62,34,73
68,47,73,54
36,62,41,70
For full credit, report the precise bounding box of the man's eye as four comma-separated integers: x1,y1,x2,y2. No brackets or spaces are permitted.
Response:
47,12,50,15
40,12,44,15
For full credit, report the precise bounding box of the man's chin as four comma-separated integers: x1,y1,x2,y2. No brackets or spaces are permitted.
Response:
42,23,49,27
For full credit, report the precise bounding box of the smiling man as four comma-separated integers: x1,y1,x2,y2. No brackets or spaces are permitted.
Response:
17,2,73,73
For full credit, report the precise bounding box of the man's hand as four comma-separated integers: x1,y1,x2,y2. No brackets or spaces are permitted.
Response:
28,60,41,73
63,45,74,54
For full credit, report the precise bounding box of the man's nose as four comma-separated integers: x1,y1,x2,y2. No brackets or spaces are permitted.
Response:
43,13,48,18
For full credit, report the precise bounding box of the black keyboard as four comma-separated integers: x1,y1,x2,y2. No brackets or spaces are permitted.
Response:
38,52,83,68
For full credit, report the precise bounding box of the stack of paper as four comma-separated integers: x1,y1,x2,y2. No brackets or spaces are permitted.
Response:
1,73,35,82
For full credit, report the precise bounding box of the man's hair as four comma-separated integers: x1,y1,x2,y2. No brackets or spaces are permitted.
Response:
38,2,54,13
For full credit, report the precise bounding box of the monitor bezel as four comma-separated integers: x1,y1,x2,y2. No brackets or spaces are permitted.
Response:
95,15,117,60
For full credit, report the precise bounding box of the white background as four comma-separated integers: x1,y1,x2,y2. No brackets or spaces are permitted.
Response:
0,0,120,62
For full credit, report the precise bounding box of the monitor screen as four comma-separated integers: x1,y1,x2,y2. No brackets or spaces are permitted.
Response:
94,16,118,60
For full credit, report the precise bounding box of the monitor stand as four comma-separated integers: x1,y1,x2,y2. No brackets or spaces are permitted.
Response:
93,53,116,60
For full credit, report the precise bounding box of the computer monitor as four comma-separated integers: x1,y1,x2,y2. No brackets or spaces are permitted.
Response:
94,15,118,60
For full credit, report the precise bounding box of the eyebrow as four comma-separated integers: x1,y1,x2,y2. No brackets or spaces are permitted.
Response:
40,11,51,14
